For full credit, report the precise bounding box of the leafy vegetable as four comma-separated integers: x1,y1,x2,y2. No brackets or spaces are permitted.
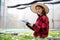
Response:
0,31,60,40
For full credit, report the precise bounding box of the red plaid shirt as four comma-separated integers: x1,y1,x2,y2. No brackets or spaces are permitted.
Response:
32,15,49,38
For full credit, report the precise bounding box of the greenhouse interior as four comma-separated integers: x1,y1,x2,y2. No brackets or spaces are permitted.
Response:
0,0,60,40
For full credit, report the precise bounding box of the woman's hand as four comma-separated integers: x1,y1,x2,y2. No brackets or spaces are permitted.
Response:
21,20,33,27
26,23,34,30
27,23,33,27
21,20,34,30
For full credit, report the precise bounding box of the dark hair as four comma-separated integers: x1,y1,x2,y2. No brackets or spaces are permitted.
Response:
35,5,46,16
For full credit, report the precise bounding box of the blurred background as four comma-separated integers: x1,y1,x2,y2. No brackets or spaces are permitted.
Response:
0,0,60,30
0,0,60,40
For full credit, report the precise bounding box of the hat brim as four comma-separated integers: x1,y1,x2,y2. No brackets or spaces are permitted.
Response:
31,3,49,14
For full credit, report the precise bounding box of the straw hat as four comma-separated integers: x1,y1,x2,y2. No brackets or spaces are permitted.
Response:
31,3,49,14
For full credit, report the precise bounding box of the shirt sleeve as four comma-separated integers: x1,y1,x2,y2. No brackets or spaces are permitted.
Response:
40,16,49,32
32,24,40,32
41,16,49,29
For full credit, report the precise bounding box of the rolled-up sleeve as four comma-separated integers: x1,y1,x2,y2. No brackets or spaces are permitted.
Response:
32,24,40,32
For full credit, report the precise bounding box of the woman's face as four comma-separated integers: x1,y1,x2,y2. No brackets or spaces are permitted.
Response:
36,7,43,15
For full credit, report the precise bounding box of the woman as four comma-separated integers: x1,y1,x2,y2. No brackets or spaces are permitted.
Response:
22,3,49,40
